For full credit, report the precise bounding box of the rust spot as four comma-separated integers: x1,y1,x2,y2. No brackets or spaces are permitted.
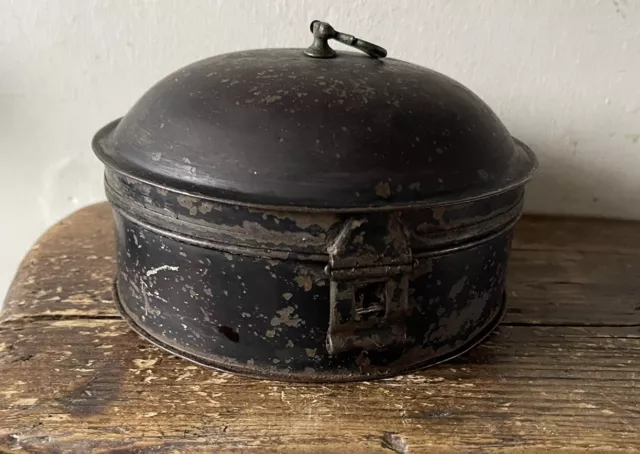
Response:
431,206,446,225
375,181,391,198
177,195,198,216
263,94,282,104
270,307,302,328
294,275,313,291
199,202,214,214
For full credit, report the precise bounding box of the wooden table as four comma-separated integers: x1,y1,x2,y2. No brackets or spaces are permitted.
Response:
1,203,638,453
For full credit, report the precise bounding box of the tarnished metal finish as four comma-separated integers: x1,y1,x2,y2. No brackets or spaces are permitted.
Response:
304,20,387,59
92,20,538,381
105,168,521,381
104,169,524,255
92,53,537,209
102,164,525,380
112,204,512,382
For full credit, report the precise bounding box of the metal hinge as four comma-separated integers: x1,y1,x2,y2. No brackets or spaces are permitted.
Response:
325,214,413,355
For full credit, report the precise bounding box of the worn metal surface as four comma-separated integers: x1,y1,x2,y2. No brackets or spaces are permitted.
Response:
107,169,521,380
104,169,524,256
113,208,511,382
91,31,537,381
91,47,537,209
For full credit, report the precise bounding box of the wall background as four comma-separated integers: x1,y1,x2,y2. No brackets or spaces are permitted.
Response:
1,0,639,303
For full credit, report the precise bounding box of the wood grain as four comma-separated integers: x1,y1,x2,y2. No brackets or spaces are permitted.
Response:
1,203,639,453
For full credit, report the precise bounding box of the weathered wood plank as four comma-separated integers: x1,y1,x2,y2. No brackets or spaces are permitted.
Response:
512,215,640,256
1,203,639,452
0,320,638,453
1,204,117,323
506,251,640,325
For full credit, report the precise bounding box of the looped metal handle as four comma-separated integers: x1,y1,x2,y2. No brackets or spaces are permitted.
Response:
304,20,387,59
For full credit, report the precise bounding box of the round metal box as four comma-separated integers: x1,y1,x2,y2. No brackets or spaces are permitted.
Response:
93,21,537,382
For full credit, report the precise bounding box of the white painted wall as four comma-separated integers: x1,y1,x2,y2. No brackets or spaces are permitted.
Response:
1,0,639,302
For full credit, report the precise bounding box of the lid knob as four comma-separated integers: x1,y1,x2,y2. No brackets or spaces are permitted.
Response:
304,20,387,59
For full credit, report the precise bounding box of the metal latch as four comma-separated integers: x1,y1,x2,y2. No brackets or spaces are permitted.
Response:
325,213,413,355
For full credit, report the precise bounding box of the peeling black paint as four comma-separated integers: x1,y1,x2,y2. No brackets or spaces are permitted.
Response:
109,191,516,382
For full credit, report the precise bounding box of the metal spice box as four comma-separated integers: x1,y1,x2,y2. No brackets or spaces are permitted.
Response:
92,21,537,382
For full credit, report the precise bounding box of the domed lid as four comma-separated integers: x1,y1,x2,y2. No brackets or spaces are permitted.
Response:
93,21,536,210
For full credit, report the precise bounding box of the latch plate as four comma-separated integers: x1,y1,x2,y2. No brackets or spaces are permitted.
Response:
326,214,413,355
